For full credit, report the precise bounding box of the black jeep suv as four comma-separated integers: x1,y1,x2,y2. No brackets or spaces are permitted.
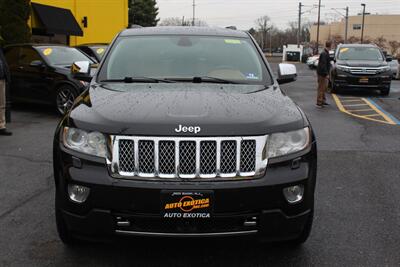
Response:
330,44,392,95
53,27,317,245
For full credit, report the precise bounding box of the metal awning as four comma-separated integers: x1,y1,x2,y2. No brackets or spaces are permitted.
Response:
31,3,83,36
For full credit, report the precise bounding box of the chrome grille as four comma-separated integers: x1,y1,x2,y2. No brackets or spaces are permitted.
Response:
179,141,196,175
111,136,268,180
349,67,379,75
240,140,256,173
220,141,237,174
138,141,155,174
118,140,135,173
159,141,175,174
200,141,217,174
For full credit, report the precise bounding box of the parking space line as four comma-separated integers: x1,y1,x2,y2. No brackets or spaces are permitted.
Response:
341,99,364,103
349,109,375,112
332,94,399,125
364,98,400,125
342,104,369,107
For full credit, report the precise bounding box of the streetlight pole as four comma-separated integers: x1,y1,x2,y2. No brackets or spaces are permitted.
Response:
361,3,366,43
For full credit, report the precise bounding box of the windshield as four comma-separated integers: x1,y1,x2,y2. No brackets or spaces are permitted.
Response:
338,47,384,61
37,46,93,66
98,35,271,84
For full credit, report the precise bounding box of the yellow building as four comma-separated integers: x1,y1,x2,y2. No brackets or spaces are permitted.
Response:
311,14,400,46
30,0,128,46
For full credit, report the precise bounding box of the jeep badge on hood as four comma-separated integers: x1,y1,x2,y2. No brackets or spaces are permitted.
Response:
175,124,201,134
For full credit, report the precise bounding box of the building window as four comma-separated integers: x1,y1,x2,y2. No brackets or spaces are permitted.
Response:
353,24,361,30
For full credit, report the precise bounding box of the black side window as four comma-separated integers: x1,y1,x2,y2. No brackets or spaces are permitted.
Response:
4,47,20,67
19,47,42,65
78,47,93,57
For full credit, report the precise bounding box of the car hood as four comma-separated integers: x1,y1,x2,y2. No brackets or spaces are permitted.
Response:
68,83,305,136
336,60,387,68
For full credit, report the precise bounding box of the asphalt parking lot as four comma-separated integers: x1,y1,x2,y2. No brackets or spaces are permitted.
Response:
1,63,400,266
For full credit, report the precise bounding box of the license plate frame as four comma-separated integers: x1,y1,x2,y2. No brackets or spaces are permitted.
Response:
161,191,213,219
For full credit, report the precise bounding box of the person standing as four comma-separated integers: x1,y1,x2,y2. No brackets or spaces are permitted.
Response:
0,47,12,135
316,41,332,108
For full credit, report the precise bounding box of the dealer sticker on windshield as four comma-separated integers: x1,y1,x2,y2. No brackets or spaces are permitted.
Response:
161,191,213,219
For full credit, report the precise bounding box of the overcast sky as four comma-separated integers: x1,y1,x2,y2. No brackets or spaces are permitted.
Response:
157,0,400,30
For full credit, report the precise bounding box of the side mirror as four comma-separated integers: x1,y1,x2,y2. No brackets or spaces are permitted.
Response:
30,60,45,68
277,63,297,84
71,61,92,82
386,55,393,62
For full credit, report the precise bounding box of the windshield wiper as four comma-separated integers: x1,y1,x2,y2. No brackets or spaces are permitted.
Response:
100,77,176,83
193,76,240,84
245,85,273,94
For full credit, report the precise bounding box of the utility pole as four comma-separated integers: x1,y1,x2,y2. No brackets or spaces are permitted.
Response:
361,3,366,43
331,7,349,43
298,2,303,48
192,0,196,26
316,0,321,54
345,7,349,43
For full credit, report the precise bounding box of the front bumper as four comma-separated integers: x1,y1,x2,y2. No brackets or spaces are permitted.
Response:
54,142,317,241
332,71,391,90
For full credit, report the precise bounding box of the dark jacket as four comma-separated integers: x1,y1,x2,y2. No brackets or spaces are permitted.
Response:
317,48,331,77
0,48,11,82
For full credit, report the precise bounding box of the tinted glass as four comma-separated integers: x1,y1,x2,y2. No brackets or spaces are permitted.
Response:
90,46,107,59
19,47,41,65
338,47,384,61
36,46,93,66
99,36,269,84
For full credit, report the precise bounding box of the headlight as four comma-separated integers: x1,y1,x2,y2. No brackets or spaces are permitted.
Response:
265,128,310,159
377,66,391,73
63,127,108,158
336,65,350,72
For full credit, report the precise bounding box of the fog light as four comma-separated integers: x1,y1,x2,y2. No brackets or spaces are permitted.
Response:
68,184,90,203
283,185,304,204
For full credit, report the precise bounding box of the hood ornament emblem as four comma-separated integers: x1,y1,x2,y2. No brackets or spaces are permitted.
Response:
175,124,201,134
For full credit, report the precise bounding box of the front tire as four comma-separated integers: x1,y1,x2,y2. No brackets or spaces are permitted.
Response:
381,86,390,96
55,85,78,115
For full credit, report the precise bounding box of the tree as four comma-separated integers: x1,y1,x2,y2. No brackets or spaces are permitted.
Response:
373,36,387,49
348,36,360,44
255,15,271,50
388,40,400,56
331,34,344,45
128,0,159,27
0,0,31,46
159,17,190,26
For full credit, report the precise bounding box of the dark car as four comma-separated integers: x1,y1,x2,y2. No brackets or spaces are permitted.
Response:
75,43,108,63
53,27,317,245
4,44,95,114
330,44,392,95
